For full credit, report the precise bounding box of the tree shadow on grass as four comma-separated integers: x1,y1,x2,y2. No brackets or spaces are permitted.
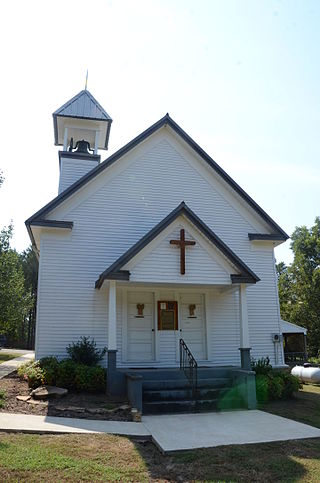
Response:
133,437,320,482
261,387,320,429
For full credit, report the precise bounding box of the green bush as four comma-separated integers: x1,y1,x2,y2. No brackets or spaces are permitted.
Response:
256,371,300,403
253,357,300,403
268,375,285,400
55,359,106,392
18,352,106,393
39,357,59,386
279,371,301,399
255,375,269,403
251,356,272,375
74,364,106,392
55,359,77,389
67,336,107,366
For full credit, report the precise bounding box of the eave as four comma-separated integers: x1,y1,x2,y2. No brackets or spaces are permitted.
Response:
248,233,287,241
25,219,73,254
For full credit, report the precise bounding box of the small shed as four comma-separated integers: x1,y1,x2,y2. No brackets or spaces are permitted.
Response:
281,320,307,365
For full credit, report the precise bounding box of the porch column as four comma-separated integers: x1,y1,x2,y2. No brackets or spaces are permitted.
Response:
108,280,117,350
239,284,251,370
107,280,123,396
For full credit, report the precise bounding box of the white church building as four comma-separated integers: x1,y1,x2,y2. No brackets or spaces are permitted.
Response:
26,89,288,412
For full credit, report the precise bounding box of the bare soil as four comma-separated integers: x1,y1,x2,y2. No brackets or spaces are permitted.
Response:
0,372,132,421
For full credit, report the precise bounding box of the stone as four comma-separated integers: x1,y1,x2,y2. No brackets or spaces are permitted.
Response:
118,404,130,411
31,386,68,400
87,408,108,415
27,399,48,406
131,408,142,422
16,395,31,402
55,406,85,413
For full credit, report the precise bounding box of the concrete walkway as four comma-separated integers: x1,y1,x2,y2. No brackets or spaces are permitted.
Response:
143,410,320,452
0,412,150,438
0,410,320,453
0,351,34,379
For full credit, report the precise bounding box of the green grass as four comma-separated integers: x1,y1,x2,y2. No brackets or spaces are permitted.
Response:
0,433,319,482
0,384,320,482
262,383,320,429
0,353,21,364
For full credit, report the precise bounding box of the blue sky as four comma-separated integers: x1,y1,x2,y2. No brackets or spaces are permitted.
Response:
0,0,319,265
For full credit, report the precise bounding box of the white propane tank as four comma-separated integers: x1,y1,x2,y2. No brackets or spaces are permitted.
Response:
291,365,320,383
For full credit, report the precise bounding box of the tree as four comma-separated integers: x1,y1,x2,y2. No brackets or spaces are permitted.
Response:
278,217,320,356
20,246,38,348
0,171,37,348
0,225,32,343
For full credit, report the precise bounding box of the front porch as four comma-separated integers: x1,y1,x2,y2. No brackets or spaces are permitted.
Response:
106,282,253,371
104,281,256,414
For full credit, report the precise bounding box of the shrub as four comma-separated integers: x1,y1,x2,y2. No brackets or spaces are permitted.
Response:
255,375,269,403
268,375,285,400
251,356,272,376
18,360,45,389
56,359,77,389
74,364,106,392
39,357,59,386
279,372,301,399
17,351,106,393
253,357,300,403
17,360,34,379
67,336,107,366
55,359,106,392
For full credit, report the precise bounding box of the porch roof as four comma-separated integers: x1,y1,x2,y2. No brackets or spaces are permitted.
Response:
281,319,307,335
95,202,260,288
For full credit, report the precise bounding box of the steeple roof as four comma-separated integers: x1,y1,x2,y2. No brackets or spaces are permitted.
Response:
53,89,112,121
53,89,112,150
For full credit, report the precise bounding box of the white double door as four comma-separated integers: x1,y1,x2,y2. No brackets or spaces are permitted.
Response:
179,293,207,361
126,291,207,363
127,291,155,362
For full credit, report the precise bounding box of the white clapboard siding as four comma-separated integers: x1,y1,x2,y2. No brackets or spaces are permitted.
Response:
58,157,99,194
35,133,284,366
127,225,233,284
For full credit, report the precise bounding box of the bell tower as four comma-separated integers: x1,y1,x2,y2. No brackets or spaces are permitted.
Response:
53,89,112,194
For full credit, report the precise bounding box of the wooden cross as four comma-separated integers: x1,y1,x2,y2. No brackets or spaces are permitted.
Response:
170,229,196,274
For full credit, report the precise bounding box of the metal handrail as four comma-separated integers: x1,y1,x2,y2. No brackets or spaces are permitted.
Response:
179,339,198,401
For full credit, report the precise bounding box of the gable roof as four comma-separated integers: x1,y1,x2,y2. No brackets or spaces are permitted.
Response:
53,89,112,121
95,202,260,288
26,113,288,240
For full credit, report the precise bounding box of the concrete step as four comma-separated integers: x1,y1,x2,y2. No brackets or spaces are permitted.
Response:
142,377,231,391
143,386,234,402
143,397,245,415
132,368,231,381
143,399,200,414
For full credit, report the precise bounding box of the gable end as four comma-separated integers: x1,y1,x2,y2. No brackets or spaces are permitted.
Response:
95,202,260,288
25,114,288,241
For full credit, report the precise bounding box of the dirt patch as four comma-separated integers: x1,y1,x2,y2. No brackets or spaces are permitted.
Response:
0,372,132,421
